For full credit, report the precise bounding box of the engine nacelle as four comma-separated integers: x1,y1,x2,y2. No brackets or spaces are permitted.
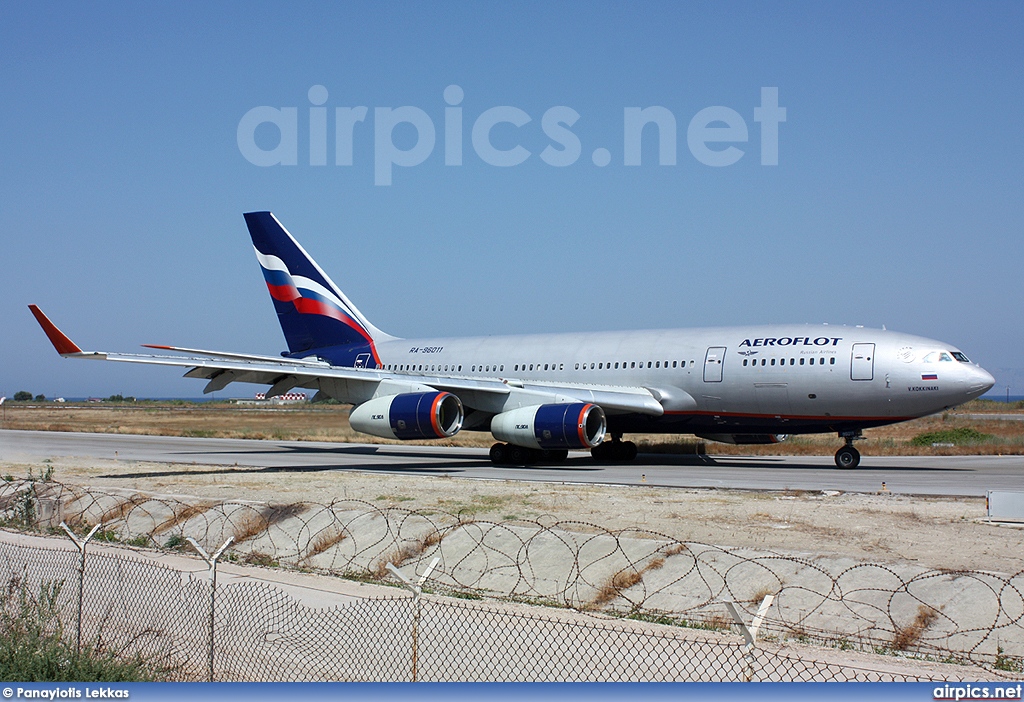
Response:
491,403,606,450
349,392,463,440
696,433,788,445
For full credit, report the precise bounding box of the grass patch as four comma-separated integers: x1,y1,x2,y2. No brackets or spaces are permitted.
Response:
0,576,158,681
373,531,443,578
153,502,219,535
910,427,993,447
302,526,347,562
892,605,939,650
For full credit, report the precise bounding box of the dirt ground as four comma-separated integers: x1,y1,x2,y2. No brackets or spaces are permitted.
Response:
5,450,1023,576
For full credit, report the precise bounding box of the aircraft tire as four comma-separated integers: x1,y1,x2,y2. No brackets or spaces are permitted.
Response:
835,446,860,469
489,443,509,465
591,441,637,463
508,444,531,466
545,449,569,462
622,441,638,461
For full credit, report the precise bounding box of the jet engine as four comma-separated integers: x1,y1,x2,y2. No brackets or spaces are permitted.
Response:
349,392,463,440
491,403,606,450
695,433,788,445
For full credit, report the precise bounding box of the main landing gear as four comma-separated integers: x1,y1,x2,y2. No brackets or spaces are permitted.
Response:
834,431,862,469
590,434,638,463
489,443,569,466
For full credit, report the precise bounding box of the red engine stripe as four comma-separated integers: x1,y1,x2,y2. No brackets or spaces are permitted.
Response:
576,404,592,447
429,392,446,437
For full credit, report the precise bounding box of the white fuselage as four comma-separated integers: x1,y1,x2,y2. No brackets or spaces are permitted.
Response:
370,323,994,435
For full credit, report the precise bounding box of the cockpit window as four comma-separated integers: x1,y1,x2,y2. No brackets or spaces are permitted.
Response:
951,351,971,363
922,352,938,363
939,352,953,362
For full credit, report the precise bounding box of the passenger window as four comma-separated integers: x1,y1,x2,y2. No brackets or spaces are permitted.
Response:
771,359,776,366
631,362,636,368
743,359,748,366
830,358,835,365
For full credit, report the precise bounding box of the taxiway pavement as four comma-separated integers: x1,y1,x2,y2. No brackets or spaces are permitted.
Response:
3,429,1023,496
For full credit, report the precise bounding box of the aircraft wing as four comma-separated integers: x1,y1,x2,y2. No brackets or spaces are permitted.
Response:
28,306,664,416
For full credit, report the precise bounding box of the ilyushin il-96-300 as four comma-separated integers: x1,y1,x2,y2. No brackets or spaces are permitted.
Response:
30,212,994,469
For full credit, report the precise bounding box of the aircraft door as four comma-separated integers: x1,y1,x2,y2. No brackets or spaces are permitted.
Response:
703,347,726,382
851,343,875,381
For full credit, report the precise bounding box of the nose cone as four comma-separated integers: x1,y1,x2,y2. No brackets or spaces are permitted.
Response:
966,365,996,399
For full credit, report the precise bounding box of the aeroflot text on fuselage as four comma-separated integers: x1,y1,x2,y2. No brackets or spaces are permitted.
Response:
236,85,786,185
739,337,843,348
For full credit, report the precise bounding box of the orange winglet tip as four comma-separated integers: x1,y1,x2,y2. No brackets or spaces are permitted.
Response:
27,305,84,355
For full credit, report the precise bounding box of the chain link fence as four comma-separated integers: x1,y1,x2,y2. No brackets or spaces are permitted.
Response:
2,478,1023,680
1,534,1013,682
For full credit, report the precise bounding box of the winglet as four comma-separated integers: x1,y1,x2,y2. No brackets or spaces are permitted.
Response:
28,305,84,355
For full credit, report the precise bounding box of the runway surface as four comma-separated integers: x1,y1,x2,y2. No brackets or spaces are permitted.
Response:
1,429,1022,496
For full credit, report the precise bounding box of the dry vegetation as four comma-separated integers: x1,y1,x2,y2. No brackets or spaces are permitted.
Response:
2,399,1022,456
891,605,941,651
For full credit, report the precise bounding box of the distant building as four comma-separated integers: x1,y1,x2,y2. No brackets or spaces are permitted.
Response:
234,392,308,406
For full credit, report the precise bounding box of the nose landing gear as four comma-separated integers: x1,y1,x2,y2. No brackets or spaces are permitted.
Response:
835,431,862,468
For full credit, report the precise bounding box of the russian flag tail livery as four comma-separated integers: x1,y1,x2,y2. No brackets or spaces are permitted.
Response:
243,212,394,366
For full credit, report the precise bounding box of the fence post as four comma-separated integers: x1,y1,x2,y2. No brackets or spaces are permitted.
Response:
187,536,234,682
386,557,440,682
725,595,775,682
59,521,101,654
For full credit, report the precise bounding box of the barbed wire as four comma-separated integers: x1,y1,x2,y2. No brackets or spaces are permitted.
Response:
2,478,1022,675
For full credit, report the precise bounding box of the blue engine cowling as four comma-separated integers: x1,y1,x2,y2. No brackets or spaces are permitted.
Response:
490,403,606,450
349,392,464,440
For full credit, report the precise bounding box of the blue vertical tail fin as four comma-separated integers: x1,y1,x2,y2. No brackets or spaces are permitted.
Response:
244,211,394,365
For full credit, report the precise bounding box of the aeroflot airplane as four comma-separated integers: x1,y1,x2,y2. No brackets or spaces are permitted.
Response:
30,212,995,469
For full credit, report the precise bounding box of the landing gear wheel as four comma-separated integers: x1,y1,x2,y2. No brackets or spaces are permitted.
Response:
591,440,638,463
621,441,638,462
508,445,531,466
489,443,509,465
544,449,569,463
835,446,860,469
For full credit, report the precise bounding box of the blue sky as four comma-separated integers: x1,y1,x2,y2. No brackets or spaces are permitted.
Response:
1,2,1021,399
